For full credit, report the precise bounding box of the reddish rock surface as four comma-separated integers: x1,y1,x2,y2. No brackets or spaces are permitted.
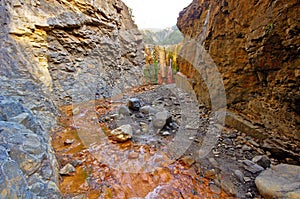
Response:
177,0,299,157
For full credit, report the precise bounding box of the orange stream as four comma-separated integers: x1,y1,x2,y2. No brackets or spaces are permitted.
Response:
52,86,230,198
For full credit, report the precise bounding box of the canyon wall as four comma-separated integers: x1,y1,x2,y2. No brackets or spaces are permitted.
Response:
177,0,299,158
0,0,144,197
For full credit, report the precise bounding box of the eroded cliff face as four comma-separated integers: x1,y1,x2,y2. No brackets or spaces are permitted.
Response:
3,0,144,104
0,0,143,197
177,0,299,157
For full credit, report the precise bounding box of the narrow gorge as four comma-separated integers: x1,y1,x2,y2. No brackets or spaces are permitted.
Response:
0,0,299,198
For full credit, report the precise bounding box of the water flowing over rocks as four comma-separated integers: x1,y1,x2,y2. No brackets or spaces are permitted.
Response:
0,0,299,198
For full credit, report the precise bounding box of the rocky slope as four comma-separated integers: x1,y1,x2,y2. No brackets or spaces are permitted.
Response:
177,0,299,162
0,0,144,197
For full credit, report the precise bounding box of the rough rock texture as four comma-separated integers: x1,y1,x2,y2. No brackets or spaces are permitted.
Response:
177,0,299,159
255,164,300,199
3,0,144,105
0,96,60,198
0,0,144,197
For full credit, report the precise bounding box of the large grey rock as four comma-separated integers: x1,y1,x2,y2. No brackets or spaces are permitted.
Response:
117,105,131,118
242,159,264,174
152,110,172,129
255,164,300,199
140,105,158,115
234,170,245,183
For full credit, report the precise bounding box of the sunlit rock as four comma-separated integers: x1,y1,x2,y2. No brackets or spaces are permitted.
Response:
110,124,133,143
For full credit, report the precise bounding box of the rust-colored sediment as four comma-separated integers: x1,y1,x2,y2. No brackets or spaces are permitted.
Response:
51,86,230,198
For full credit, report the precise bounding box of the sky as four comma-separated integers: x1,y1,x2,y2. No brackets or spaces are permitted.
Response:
122,0,192,29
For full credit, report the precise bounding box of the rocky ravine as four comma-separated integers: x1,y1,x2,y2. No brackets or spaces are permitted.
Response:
177,0,299,163
0,0,144,198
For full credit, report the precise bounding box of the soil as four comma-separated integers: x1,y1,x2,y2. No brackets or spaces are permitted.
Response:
52,84,289,199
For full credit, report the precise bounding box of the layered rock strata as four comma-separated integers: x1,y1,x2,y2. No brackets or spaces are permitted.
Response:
177,0,299,160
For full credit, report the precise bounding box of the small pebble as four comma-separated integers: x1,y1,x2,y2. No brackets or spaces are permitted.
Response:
162,131,171,136
204,169,216,179
243,177,251,182
245,192,252,197
128,151,139,159
64,139,75,145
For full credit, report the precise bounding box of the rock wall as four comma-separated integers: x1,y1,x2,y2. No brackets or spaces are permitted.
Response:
4,0,144,104
177,0,299,158
0,96,60,198
0,0,144,197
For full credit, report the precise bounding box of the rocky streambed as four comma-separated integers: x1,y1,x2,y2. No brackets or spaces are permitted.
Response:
51,84,300,199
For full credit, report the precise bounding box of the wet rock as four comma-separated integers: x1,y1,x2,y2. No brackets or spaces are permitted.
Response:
110,114,119,119
127,98,141,111
234,170,244,183
208,158,219,168
242,160,264,174
152,110,172,129
161,131,171,136
140,122,149,133
226,131,238,139
255,164,300,199
246,192,253,198
110,124,133,142
59,163,75,175
72,107,80,115
72,160,83,167
104,116,110,122
223,138,233,145
204,169,217,179
210,184,222,194
117,105,131,118
243,177,251,182
140,105,158,115
180,155,195,168
252,155,271,169
128,151,139,159
64,139,75,145
220,174,236,196
72,195,85,199
242,145,252,151
185,124,198,130
248,139,260,147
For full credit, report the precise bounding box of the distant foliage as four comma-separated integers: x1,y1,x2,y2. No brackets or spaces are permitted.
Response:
141,26,184,45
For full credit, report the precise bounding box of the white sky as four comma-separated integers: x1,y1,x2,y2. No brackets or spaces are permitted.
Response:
122,0,192,29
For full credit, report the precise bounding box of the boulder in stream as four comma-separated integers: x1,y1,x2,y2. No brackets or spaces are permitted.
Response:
255,164,300,199
152,110,172,129
127,98,141,111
